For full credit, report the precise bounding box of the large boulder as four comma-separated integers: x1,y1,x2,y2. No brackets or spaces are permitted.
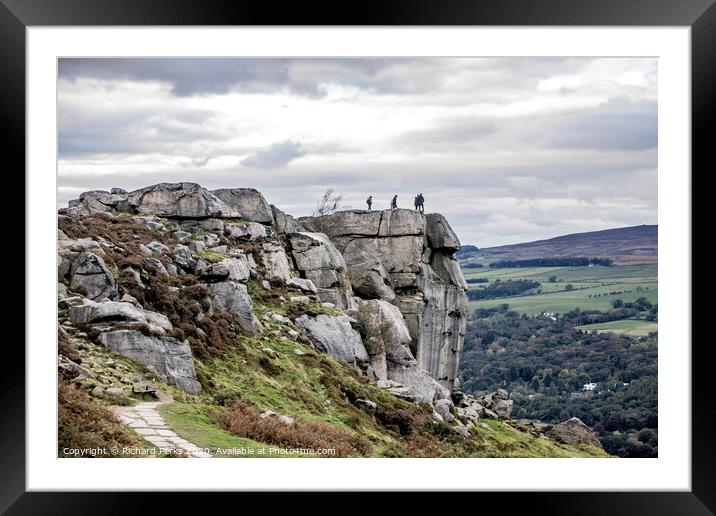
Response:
69,300,172,334
197,258,250,283
475,390,514,419
125,183,240,219
213,188,274,225
288,232,355,309
98,330,201,394
295,314,369,371
208,281,257,334
346,259,395,301
68,252,118,301
64,190,128,218
271,205,301,234
547,418,603,447
425,213,461,252
355,299,416,381
387,365,451,406
172,244,197,271
260,243,293,282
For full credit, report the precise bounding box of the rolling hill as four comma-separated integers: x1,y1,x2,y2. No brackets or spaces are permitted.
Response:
474,225,657,265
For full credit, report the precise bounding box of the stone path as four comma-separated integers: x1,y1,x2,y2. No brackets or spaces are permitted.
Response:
114,399,212,458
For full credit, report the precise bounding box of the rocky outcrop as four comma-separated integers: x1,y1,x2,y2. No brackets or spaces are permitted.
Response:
213,188,274,225
288,232,356,310
65,183,240,220
98,329,201,394
386,366,451,406
68,252,118,301
547,418,602,447
299,209,468,390
295,314,369,372
475,389,513,419
126,183,240,219
58,185,468,419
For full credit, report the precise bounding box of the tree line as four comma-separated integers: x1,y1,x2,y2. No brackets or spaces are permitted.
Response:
489,257,614,268
466,279,540,300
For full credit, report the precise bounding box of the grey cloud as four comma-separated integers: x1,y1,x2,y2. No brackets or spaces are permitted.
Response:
241,140,306,169
58,57,582,99
58,58,430,97
544,97,657,150
59,107,221,156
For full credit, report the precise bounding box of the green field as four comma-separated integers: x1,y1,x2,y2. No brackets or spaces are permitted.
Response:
575,319,659,337
464,264,658,316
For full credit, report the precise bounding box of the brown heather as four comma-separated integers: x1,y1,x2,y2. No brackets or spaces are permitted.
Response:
217,400,372,458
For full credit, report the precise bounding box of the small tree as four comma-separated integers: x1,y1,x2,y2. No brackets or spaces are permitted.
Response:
314,188,349,216
565,284,574,291
548,275,558,283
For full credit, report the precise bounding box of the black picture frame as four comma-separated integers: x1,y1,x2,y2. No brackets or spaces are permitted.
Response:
3,0,708,513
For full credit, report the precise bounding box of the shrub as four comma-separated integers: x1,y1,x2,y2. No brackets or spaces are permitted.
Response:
58,380,138,457
216,400,371,457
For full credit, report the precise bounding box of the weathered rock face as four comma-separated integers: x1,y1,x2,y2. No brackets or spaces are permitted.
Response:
64,183,240,220
69,300,173,334
68,252,118,301
127,183,240,219
288,232,356,310
213,188,274,225
425,213,461,251
98,329,201,394
547,417,602,447
299,209,468,390
208,281,257,335
65,190,129,218
355,299,416,380
295,314,369,372
271,205,301,234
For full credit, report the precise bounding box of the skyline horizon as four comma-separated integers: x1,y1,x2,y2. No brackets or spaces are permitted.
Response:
58,180,656,248
57,57,657,247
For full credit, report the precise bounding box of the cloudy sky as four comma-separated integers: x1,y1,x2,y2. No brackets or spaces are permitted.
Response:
57,58,657,247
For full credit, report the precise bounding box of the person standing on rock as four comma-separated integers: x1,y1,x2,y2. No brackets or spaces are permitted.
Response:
366,195,373,211
414,195,419,211
391,194,398,210
417,193,425,212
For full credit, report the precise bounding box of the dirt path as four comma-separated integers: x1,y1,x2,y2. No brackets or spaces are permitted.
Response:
113,393,211,458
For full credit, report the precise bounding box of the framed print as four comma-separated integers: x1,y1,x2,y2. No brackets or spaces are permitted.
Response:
4,0,711,513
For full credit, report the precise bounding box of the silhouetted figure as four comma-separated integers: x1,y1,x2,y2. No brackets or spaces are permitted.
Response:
417,193,425,212
366,195,373,211
391,195,398,210
414,195,419,210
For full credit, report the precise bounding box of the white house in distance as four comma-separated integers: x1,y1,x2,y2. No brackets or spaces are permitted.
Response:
582,382,598,391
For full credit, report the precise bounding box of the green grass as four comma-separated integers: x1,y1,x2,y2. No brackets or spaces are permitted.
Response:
197,248,227,263
464,264,658,316
575,319,659,337
473,419,610,458
158,402,313,457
